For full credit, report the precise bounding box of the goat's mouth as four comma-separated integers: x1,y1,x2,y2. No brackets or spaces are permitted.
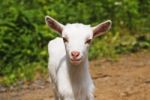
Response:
70,58,82,64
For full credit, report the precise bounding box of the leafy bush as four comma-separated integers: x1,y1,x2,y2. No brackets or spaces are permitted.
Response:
0,0,149,85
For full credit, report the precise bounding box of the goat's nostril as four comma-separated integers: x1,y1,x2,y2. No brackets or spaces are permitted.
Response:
71,51,80,58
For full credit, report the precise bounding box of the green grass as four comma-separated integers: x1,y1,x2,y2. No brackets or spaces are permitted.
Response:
89,32,150,59
0,62,47,86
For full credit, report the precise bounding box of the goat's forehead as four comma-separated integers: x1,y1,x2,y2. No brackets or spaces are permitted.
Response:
62,23,93,38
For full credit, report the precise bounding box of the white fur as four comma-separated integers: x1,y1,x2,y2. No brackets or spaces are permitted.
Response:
48,26,94,100
46,16,111,100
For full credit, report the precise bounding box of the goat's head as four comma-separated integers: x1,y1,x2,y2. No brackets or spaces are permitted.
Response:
45,16,111,65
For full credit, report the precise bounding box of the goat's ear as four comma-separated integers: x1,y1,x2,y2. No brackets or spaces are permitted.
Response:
92,20,112,37
45,16,64,34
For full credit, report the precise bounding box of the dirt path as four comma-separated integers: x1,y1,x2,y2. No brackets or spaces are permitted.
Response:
0,50,150,100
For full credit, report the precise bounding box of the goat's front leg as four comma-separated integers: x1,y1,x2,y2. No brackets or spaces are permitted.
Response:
63,96,75,100
86,94,94,100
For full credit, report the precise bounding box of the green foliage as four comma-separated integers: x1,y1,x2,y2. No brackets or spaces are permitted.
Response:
1,62,47,86
0,0,149,85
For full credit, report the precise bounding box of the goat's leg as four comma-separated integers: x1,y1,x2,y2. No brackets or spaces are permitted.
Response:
86,94,94,100
63,97,75,100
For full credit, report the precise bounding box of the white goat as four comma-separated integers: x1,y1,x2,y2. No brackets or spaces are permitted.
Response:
45,16,111,100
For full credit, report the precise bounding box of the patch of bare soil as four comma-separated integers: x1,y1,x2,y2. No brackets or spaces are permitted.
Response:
0,50,150,100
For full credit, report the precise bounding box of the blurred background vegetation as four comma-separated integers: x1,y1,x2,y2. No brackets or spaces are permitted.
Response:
0,0,149,86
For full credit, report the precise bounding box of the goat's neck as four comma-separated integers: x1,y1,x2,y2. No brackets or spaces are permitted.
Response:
67,57,89,83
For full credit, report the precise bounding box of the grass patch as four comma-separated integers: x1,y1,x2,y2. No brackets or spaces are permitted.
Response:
89,32,150,60
0,62,47,86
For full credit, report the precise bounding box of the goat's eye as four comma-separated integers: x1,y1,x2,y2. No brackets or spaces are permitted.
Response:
63,37,68,43
85,39,92,44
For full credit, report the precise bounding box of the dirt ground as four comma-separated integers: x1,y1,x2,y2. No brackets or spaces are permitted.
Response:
0,50,150,100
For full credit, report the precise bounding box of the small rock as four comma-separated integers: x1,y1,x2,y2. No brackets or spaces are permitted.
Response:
0,86,7,92
144,80,150,84
120,91,130,97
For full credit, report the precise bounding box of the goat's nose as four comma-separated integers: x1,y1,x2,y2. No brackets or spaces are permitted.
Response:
71,51,80,58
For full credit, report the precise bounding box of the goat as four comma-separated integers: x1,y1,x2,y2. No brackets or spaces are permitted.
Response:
45,16,111,100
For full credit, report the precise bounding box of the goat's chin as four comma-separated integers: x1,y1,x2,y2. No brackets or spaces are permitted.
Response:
70,59,82,65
